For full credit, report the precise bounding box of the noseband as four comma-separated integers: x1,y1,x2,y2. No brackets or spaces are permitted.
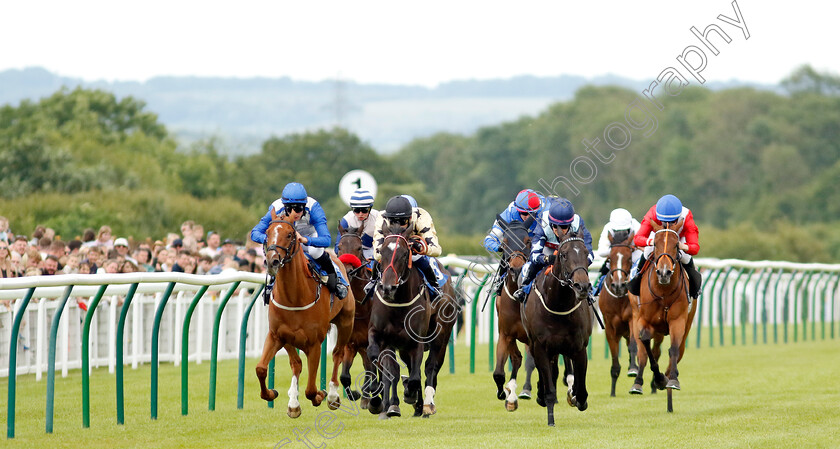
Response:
552,236,589,287
381,234,412,287
652,228,680,269
265,219,299,268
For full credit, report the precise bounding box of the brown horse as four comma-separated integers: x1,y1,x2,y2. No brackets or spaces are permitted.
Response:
598,229,640,397
336,225,376,409
521,230,593,427
491,215,534,411
630,217,698,412
255,210,356,417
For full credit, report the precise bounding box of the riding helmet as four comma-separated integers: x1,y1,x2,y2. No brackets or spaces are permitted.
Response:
655,194,683,222
400,194,418,208
281,182,308,204
349,189,375,208
514,189,541,213
548,198,575,226
382,196,413,219
608,208,633,231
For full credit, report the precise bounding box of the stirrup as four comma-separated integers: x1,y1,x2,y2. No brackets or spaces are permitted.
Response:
336,283,348,299
512,288,526,303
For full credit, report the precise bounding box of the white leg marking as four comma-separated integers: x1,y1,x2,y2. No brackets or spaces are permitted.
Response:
505,379,518,403
327,381,339,403
424,386,436,405
288,375,300,409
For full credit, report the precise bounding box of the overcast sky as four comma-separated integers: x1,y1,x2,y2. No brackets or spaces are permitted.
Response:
0,0,835,87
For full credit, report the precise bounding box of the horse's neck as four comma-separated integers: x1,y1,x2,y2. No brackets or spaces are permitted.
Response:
541,265,574,303
274,251,317,297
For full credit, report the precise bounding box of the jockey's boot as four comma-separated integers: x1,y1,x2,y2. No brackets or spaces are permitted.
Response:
627,254,647,296
362,260,380,303
414,256,440,298
492,261,508,296
315,253,347,299
512,261,541,303
682,258,703,302
263,275,275,305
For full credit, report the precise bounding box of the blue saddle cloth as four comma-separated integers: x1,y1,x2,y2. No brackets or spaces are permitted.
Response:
304,253,349,286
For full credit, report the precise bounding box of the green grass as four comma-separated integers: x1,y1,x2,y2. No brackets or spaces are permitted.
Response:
2,332,839,448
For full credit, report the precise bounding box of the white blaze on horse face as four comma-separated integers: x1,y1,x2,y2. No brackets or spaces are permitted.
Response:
615,253,624,282
288,375,300,409
388,242,397,252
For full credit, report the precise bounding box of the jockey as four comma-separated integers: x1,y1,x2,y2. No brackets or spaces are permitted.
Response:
592,208,642,295
250,182,347,302
367,195,442,298
513,197,593,303
627,194,702,300
483,189,545,295
334,189,380,261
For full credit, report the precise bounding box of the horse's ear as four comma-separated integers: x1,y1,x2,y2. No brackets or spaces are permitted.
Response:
627,230,636,243
338,222,347,236
271,207,279,221
674,217,685,230
649,217,662,232
608,232,615,244
496,214,508,232
356,226,364,236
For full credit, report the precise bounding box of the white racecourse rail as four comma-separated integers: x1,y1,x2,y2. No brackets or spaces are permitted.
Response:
2,257,839,378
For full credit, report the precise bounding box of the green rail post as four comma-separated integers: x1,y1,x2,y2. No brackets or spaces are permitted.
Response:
793,272,810,343
470,274,489,374
448,327,456,374
771,269,783,343
46,286,74,434
831,275,839,339
488,292,496,372
783,271,801,344
740,269,754,345
752,269,766,345
209,281,241,411
320,338,327,392
815,273,827,341
819,274,828,341
268,357,275,408
81,285,109,428
805,272,818,342
150,282,177,419
715,267,734,347
237,286,264,409
708,268,726,348
729,268,746,346
6,287,35,439
179,285,211,415
115,283,139,425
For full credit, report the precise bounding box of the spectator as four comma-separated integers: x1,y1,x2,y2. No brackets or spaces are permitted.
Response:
114,238,138,265
78,260,92,274
49,240,68,267
81,228,97,247
154,248,170,271
38,236,52,259
90,226,114,250
29,225,46,246
0,216,11,243
196,254,214,275
118,259,138,273
170,238,184,253
221,239,240,262
62,254,81,274
0,240,19,278
101,259,119,274
67,239,83,255
41,255,60,276
11,235,28,260
134,247,155,272
23,246,42,273
83,247,103,273
44,227,56,241
200,231,222,258
171,250,196,273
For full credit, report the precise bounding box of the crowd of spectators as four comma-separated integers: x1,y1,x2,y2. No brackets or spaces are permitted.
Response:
0,217,265,279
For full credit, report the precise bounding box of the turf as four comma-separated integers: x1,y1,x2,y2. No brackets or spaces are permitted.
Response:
2,331,839,448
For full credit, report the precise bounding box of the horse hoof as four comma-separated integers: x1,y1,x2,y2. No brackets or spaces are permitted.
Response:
264,389,279,402
360,397,370,410
328,397,340,410
423,404,436,417
536,396,546,408
627,368,639,377
387,405,401,417
518,389,532,400
347,390,362,401
666,379,681,390
505,400,518,412
566,391,575,407
577,400,588,412
497,388,507,401
368,397,383,415
379,412,390,420
287,406,301,418
629,385,643,395
311,390,326,407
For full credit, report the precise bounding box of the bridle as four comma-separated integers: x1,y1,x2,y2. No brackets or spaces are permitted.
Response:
652,228,680,272
605,241,633,297
551,236,589,288
337,232,369,280
381,234,412,288
265,219,299,268
639,227,686,306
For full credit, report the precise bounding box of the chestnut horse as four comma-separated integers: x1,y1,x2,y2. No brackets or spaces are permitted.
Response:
491,215,534,411
255,210,356,417
367,223,458,419
336,225,376,409
631,217,698,412
597,229,640,397
521,230,593,427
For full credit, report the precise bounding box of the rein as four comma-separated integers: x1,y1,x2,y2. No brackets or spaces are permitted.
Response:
536,236,588,315
637,228,687,315
381,234,412,287
265,219,299,268
337,233,370,281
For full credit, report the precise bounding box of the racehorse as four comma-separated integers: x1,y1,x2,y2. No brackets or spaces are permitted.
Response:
521,229,593,426
631,217,698,412
255,210,356,417
367,222,457,419
336,225,376,409
491,214,534,411
597,229,640,397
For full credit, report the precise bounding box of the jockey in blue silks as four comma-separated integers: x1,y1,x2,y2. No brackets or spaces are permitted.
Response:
334,189,379,261
483,189,546,295
251,182,348,303
513,197,593,303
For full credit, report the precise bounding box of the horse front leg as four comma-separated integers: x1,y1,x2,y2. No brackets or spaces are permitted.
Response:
303,344,326,407
638,322,666,391
520,345,535,400
493,332,512,401
666,317,688,390
255,331,283,403
503,339,523,411
604,321,621,397
285,345,303,418
568,348,589,412
366,329,385,415
631,317,648,395
531,343,555,426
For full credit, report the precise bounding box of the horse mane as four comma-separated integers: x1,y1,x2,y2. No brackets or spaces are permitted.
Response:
383,222,409,237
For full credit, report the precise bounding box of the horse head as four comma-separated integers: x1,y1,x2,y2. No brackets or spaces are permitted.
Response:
379,222,414,300
264,208,299,277
554,230,592,300
606,229,635,297
499,214,532,273
650,217,684,285
337,224,365,262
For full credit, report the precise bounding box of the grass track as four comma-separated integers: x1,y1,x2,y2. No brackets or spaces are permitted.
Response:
2,331,839,448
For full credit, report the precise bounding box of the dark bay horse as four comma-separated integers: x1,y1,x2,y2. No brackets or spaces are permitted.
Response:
367,223,457,419
491,215,534,411
521,230,593,427
597,229,640,397
631,217,698,412
255,210,356,417
336,225,375,409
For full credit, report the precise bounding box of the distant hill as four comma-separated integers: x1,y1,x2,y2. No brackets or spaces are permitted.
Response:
0,67,776,154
